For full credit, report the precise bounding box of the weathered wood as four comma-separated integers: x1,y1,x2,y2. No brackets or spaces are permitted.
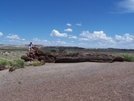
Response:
21,46,124,63
21,55,33,61
0,65,6,71
55,55,114,63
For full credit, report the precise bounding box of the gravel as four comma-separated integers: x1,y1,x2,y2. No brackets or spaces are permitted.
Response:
0,62,134,101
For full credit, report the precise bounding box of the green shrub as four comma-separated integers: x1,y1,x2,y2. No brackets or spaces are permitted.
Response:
24,62,31,66
13,58,25,68
32,61,41,66
51,49,57,53
0,59,10,69
122,54,134,62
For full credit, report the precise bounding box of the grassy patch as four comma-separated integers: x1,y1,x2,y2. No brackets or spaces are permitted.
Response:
0,58,26,70
122,54,134,62
32,61,41,66
0,59,10,69
13,58,25,68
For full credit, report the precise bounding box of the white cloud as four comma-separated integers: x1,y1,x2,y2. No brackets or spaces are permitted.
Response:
79,30,134,48
69,35,78,39
80,31,114,43
64,28,73,32
32,38,68,46
2,30,134,49
6,34,20,40
33,38,49,42
5,34,25,44
56,39,66,45
79,37,89,41
32,38,50,45
118,0,134,13
75,23,82,26
115,33,134,43
50,29,68,37
0,32,3,36
67,23,71,26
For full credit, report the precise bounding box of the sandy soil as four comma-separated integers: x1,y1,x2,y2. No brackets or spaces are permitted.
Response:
0,62,134,101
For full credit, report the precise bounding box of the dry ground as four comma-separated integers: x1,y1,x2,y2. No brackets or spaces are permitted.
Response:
0,62,134,101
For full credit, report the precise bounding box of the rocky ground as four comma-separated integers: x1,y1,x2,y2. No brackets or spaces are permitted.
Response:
0,62,134,101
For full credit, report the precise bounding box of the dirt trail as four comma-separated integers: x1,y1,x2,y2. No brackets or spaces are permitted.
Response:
0,62,134,101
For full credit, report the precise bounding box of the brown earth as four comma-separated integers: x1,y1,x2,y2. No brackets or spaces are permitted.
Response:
0,62,134,101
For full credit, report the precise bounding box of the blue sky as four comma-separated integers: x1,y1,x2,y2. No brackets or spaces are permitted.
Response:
0,0,134,48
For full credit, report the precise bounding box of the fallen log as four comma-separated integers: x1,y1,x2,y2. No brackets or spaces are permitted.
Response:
0,65,6,71
21,55,33,61
55,55,114,63
21,46,124,63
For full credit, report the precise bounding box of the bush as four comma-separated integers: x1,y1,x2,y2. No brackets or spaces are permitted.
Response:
0,58,26,70
51,49,57,53
122,54,134,62
32,61,41,66
24,62,32,66
13,58,25,68
0,59,10,69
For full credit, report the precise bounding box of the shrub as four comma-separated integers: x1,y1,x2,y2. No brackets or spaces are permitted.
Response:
122,54,134,62
13,58,25,68
32,61,41,66
24,61,35,66
51,49,57,53
0,59,10,69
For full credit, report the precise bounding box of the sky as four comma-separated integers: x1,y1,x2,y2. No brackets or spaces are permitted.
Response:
0,0,134,49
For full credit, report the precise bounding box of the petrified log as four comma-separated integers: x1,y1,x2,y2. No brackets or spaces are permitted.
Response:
21,55,33,61
21,46,124,63
55,55,114,63
0,65,6,71
55,53,124,63
113,56,124,62
21,46,56,63
9,66,15,72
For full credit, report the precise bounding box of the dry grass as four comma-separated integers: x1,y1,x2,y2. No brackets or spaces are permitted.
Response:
0,50,27,61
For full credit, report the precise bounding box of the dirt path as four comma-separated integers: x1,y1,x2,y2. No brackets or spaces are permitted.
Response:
0,62,134,101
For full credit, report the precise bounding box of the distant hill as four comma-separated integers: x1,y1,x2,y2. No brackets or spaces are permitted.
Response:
0,44,134,52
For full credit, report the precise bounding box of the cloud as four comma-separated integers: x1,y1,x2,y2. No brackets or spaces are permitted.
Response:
6,34,20,40
115,33,134,43
33,38,50,43
79,30,134,48
75,23,82,26
79,37,89,41
64,28,73,32
32,38,50,45
69,35,78,39
79,31,114,43
55,39,66,45
66,23,71,26
117,0,134,13
5,34,25,43
0,32,3,36
50,29,68,37
2,30,134,49
32,38,68,46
